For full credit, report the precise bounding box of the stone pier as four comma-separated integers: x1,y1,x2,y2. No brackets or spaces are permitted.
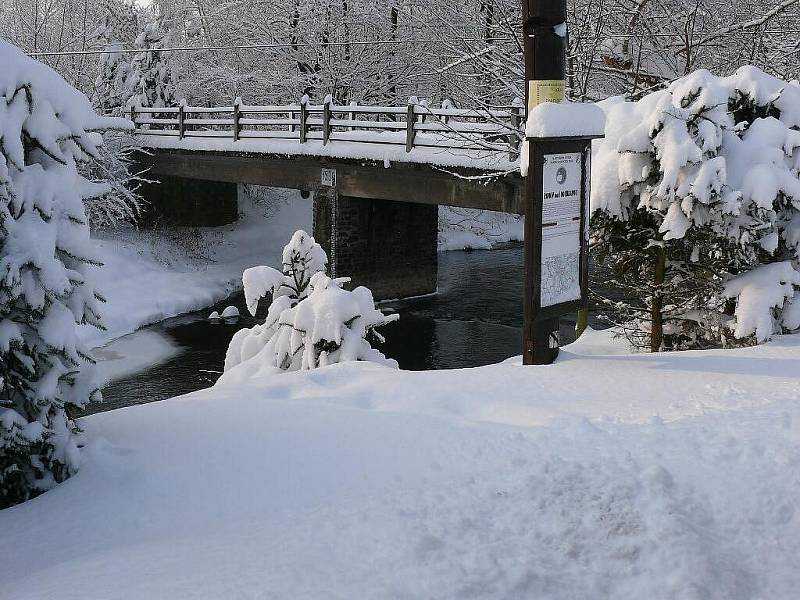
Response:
313,191,438,300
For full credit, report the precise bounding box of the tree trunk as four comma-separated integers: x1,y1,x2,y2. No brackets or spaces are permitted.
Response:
650,245,666,352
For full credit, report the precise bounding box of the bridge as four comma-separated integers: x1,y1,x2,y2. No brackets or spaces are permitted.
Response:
133,97,525,299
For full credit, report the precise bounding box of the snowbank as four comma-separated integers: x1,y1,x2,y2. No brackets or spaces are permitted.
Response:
3,331,800,598
81,188,310,348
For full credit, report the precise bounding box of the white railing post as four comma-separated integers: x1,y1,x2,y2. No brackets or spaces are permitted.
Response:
419,98,430,125
441,98,455,125
348,100,358,131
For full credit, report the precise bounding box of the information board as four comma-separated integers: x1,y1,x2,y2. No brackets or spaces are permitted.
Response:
540,152,582,307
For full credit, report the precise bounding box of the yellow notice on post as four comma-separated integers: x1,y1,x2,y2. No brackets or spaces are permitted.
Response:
528,80,564,111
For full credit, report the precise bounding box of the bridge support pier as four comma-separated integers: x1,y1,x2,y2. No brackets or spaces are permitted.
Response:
313,191,438,300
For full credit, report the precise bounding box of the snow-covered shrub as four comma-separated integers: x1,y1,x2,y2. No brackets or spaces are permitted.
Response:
80,129,148,228
723,261,800,342
592,67,800,350
124,19,176,110
224,230,398,374
0,40,127,508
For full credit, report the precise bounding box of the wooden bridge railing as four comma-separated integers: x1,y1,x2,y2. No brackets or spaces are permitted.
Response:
130,96,524,160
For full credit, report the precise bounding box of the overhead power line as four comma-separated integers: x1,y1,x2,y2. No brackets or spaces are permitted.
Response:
26,37,515,58
26,28,795,58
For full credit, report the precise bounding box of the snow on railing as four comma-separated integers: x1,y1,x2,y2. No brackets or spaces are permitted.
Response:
130,97,524,159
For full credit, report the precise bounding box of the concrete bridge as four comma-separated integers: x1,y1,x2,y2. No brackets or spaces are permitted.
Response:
133,98,524,299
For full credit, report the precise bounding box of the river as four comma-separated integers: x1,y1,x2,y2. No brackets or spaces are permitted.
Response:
90,245,600,414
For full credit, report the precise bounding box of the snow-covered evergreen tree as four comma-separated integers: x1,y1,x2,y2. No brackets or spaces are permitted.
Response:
124,18,176,110
592,67,800,350
93,41,131,116
0,40,128,508
91,3,139,116
224,230,398,375
81,3,147,228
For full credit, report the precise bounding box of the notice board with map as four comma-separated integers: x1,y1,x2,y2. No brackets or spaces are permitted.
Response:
522,134,598,365
540,152,582,307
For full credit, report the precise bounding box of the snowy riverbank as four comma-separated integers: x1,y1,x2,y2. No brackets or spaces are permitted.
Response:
80,189,311,349
438,206,523,251
83,193,522,350
3,329,800,599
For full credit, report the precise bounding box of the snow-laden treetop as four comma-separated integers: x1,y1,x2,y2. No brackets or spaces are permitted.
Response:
593,66,800,223
0,39,131,167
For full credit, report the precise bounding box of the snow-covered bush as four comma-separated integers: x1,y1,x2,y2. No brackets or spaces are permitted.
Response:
224,230,398,375
592,67,800,350
80,129,148,228
723,262,800,342
124,19,176,110
0,40,127,508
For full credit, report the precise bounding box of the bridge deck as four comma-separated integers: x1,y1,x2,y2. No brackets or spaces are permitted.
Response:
139,146,525,214
134,99,525,213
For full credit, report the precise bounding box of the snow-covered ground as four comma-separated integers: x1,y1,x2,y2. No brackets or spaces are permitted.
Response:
3,329,800,599
438,206,523,250
81,188,311,348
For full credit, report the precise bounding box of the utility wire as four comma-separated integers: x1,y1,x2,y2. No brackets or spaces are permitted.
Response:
27,29,794,58
26,37,515,57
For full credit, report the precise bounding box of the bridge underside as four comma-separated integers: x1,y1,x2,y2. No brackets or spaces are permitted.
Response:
138,149,524,299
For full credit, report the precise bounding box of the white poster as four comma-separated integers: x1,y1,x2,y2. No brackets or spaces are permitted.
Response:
540,152,582,307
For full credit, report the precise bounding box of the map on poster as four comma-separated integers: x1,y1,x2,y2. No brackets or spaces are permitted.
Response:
540,152,582,307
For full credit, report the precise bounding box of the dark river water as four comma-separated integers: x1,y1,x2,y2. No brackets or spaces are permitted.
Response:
91,245,598,414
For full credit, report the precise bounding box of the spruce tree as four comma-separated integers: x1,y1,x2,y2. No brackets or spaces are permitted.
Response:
0,40,124,508
125,18,177,110
91,2,139,116
592,67,800,350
